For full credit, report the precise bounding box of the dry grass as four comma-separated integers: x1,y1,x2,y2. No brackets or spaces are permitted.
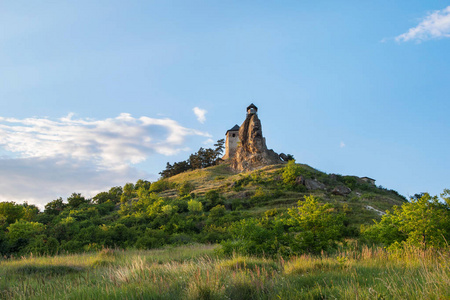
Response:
1,244,448,299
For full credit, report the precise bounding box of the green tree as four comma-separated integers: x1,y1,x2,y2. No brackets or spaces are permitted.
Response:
149,179,173,193
222,216,289,257
207,205,226,225
362,192,450,250
44,198,66,215
7,220,45,242
0,202,25,224
178,181,194,196
287,195,345,253
22,203,39,221
187,199,203,213
282,160,301,187
121,183,136,203
67,193,89,208
159,139,225,179
214,139,225,158
135,179,151,191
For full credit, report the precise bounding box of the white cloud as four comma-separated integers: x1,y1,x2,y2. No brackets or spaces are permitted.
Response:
0,113,211,207
340,141,346,148
193,107,207,123
0,113,211,169
396,6,450,42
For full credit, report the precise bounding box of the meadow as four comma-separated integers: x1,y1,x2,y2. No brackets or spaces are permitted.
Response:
1,243,448,300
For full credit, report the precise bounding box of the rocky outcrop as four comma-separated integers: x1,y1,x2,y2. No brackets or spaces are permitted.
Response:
331,185,352,196
305,179,326,191
231,112,282,172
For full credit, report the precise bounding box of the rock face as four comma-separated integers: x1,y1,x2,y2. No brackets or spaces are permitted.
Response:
331,185,352,196
231,108,282,172
305,179,326,191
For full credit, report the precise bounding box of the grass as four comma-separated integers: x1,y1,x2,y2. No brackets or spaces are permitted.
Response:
1,244,448,299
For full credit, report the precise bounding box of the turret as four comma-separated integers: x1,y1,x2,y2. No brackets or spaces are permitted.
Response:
246,103,258,115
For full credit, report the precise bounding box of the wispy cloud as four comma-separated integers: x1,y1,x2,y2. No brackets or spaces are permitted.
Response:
0,113,211,207
193,107,207,123
340,141,346,148
396,6,450,42
0,113,210,169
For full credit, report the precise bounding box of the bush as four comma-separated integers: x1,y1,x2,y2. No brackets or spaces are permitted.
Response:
135,229,167,249
222,217,290,257
361,191,450,250
287,195,345,254
178,181,195,196
203,190,223,211
149,179,174,193
188,199,203,213
282,160,303,190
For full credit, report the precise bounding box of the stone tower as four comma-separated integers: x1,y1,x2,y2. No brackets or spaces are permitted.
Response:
230,103,282,171
223,124,240,160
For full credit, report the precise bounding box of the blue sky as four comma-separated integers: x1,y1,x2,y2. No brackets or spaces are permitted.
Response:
1,1,449,207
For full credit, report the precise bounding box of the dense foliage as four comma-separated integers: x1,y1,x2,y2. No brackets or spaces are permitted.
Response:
362,191,450,250
221,196,346,256
0,184,348,257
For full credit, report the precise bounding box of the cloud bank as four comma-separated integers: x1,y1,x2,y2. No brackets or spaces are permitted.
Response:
193,107,207,123
0,113,210,168
396,6,450,42
0,113,210,207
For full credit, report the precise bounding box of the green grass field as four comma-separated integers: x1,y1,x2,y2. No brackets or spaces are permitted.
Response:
1,244,448,299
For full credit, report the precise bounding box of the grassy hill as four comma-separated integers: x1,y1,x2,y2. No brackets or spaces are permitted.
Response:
161,161,406,229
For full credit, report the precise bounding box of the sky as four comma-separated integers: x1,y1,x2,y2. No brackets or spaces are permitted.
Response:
1,1,449,208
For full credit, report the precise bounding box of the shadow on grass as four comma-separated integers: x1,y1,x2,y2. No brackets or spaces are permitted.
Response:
15,265,84,276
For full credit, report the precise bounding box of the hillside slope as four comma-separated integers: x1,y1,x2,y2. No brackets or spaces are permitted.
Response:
161,161,406,228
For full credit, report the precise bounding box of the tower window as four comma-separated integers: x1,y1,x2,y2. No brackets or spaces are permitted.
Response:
232,133,236,137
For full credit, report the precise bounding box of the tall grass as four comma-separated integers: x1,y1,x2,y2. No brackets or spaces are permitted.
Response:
1,244,448,299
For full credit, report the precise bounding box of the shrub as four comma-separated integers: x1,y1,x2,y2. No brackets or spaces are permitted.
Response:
361,192,450,250
178,181,195,196
203,190,223,211
282,160,302,189
135,229,167,249
188,199,203,213
149,179,174,193
286,195,345,254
